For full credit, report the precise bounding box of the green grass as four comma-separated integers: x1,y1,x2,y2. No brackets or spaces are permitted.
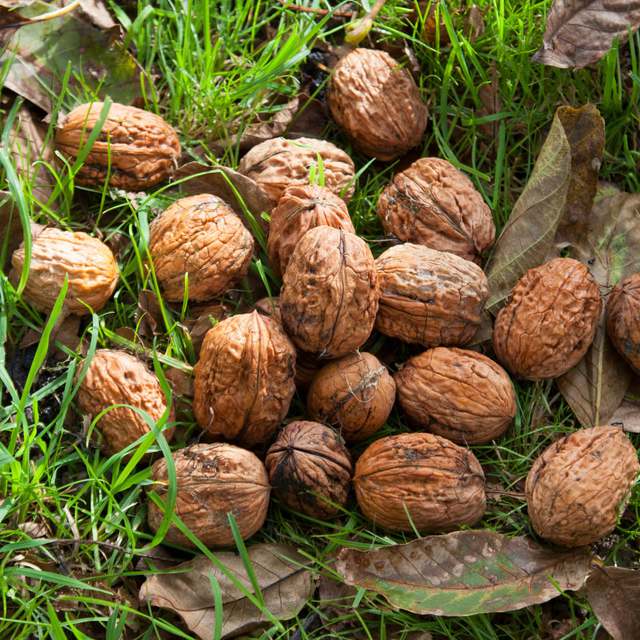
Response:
2,0,640,638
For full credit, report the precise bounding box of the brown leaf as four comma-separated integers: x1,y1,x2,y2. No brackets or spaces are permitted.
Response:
136,289,164,338
0,191,22,273
610,399,640,433
534,1,640,69
78,0,115,30
164,366,193,398
139,544,314,640
466,5,485,41
422,4,449,46
585,565,640,640
477,64,501,140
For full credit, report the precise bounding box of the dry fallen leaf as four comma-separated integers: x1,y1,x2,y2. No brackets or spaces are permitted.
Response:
0,191,22,273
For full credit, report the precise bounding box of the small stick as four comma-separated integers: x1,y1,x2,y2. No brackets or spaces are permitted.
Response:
276,0,354,19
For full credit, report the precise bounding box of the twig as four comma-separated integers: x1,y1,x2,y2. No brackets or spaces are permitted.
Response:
277,0,354,19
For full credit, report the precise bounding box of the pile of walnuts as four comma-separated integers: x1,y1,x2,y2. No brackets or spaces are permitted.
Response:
16,46,638,552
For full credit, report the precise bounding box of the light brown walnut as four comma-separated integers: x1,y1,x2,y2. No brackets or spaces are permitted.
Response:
607,273,640,374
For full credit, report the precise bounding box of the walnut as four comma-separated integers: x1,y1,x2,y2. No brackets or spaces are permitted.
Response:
327,48,428,160
55,102,180,190
149,194,254,302
526,426,639,547
238,137,355,205
280,226,379,358
268,184,354,276
395,347,516,445
11,227,118,314
265,421,352,518
193,311,296,448
307,352,396,443
375,243,488,346
607,273,640,374
377,158,495,262
493,258,601,380
354,432,486,533
148,443,270,548
76,350,174,454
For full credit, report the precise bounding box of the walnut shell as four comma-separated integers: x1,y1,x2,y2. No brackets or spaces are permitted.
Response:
238,137,355,205
280,226,379,358
354,432,486,533
193,311,296,448
76,349,174,454
307,352,396,443
265,421,352,518
11,227,118,314
375,243,488,346
607,273,640,374
377,158,495,261
395,347,516,445
493,258,601,380
526,426,639,547
55,102,180,190
149,194,254,302
148,443,270,548
268,184,354,276
327,48,428,160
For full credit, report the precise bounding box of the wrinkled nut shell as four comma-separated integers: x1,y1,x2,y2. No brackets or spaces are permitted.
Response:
149,194,254,302
607,273,640,374
395,347,516,445
375,243,488,346
493,258,601,380
238,136,355,205
76,349,174,454
377,157,495,261
268,184,354,276
354,432,486,533
11,227,118,314
265,421,352,518
148,443,270,548
193,311,296,448
280,226,379,358
526,426,639,547
56,102,180,190
307,352,396,443
328,48,428,160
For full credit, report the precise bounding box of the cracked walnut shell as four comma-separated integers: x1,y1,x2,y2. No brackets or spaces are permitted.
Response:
526,426,639,547
238,137,355,205
354,432,486,533
149,194,254,302
395,347,516,445
607,273,640,374
265,421,352,518
328,48,428,160
148,443,270,548
307,352,396,443
11,227,118,314
377,157,495,262
193,311,296,448
280,226,379,358
493,258,601,380
56,102,180,190
375,243,488,346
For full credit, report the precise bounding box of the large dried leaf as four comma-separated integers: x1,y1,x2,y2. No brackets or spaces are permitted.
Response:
335,531,592,616
0,191,21,273
534,1,640,69
139,544,313,640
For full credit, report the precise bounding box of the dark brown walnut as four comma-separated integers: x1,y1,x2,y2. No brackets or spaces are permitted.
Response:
265,421,352,518
55,102,180,190
493,258,601,380
526,426,639,547
76,349,174,454
193,311,296,448
377,157,495,262
11,227,118,315
280,226,379,358
148,443,270,548
268,184,354,276
607,273,640,374
395,347,516,445
149,194,254,302
354,432,486,533
327,48,428,160
307,352,396,443
375,243,488,347
238,136,355,205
